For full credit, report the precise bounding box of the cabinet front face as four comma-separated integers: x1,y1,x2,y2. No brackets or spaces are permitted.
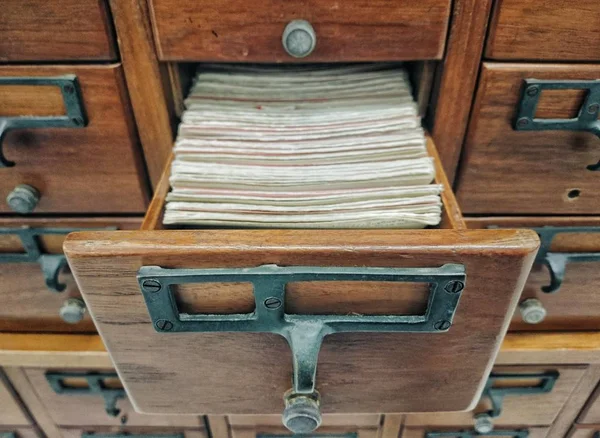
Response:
59,428,208,438
0,64,148,214
457,63,600,215
0,375,31,427
148,0,451,62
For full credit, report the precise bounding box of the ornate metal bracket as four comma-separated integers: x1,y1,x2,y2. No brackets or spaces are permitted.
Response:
514,79,600,171
0,75,87,168
46,372,126,418
138,263,466,433
426,430,529,438
482,371,559,419
0,226,114,293
532,226,600,294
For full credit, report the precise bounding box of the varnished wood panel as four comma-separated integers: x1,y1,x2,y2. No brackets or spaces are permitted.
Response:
0,372,31,426
457,63,600,214
148,0,451,61
486,0,600,61
231,425,378,438
0,218,141,333
467,217,600,331
0,65,148,214
431,0,494,182
577,382,600,424
0,0,116,61
64,228,537,414
405,366,586,427
569,426,600,438
23,368,203,427
60,428,208,438
403,427,549,438
228,414,381,427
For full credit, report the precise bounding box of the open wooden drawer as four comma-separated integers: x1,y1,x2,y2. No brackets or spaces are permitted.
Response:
63,131,539,431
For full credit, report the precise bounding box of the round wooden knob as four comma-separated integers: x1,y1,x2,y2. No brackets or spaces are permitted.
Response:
282,20,316,58
7,184,40,214
282,394,321,433
519,298,547,324
474,413,494,434
60,298,87,324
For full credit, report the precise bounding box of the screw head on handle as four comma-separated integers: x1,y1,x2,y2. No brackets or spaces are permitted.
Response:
519,298,547,324
474,413,494,434
282,20,317,58
7,184,40,214
282,392,322,434
59,298,87,324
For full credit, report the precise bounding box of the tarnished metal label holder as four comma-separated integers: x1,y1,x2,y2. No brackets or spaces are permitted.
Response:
0,75,87,168
514,78,600,171
138,263,466,433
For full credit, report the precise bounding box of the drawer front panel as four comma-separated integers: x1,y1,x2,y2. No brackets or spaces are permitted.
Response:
570,427,600,438
486,0,600,61
148,0,451,61
577,382,600,424
0,0,116,61
23,368,203,427
404,366,586,428
403,427,549,438
64,227,538,416
466,217,600,331
0,375,30,426
60,428,208,438
0,217,141,333
457,63,600,215
0,65,148,214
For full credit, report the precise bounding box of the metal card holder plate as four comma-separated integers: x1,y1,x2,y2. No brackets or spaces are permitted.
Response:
482,371,559,419
46,372,126,418
514,79,600,171
0,226,115,292
426,430,529,438
0,75,87,168
533,226,600,293
138,263,465,430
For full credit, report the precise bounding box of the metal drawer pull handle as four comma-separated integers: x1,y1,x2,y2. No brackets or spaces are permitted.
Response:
0,226,115,295
426,430,529,438
282,20,316,58
46,372,126,418
0,75,87,168
7,184,40,214
514,79,600,171
533,226,600,294
138,263,466,434
82,434,184,438
473,371,559,433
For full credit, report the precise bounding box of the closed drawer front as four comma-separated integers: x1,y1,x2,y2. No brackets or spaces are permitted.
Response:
60,428,208,438
577,381,600,424
148,0,451,61
0,217,141,333
0,64,148,214
402,427,549,438
457,63,600,215
0,375,31,427
486,0,600,61
22,368,204,427
404,366,587,428
467,217,600,331
0,429,41,438
570,427,600,438
0,1,116,61
62,134,540,426
228,414,380,438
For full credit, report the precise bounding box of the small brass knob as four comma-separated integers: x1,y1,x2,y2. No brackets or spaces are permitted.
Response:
60,298,87,324
7,184,40,214
474,413,494,434
282,393,321,434
519,298,547,324
282,20,316,58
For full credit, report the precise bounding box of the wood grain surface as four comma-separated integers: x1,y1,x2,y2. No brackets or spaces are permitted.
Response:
64,228,537,414
403,427,549,438
60,428,207,438
486,0,600,61
457,63,600,215
0,0,116,61
0,217,141,333
0,372,31,426
0,64,149,214
404,365,587,427
148,0,451,61
467,217,600,331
